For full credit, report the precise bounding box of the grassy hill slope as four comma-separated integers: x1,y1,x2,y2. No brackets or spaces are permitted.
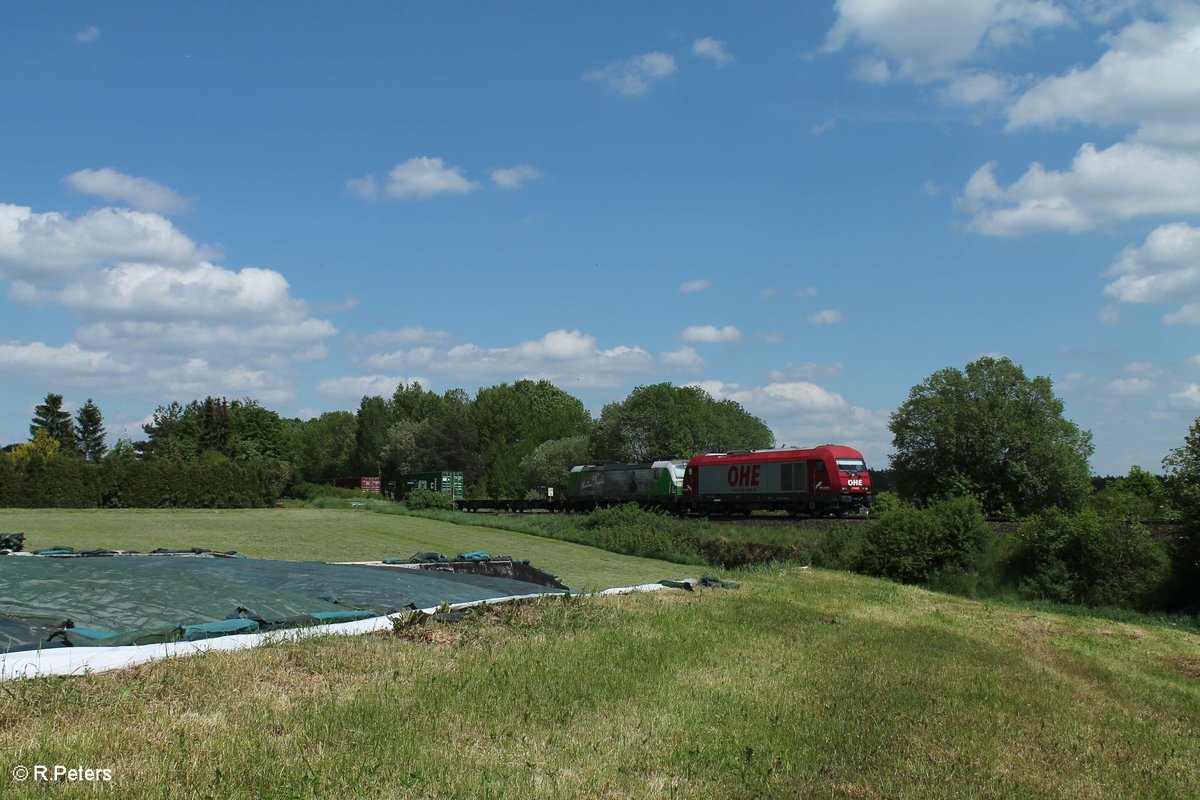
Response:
1,508,1198,798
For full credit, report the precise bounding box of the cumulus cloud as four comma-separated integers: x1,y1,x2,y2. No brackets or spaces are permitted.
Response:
659,347,704,372
693,380,847,414
344,174,377,199
64,168,192,214
824,0,1067,81
938,70,1015,106
1169,383,1200,408
1007,9,1200,147
75,318,336,354
362,327,454,347
767,362,844,381
1104,223,1200,323
0,341,128,377
584,52,677,96
350,158,479,200
359,329,653,389
490,164,542,190
17,262,311,323
316,374,412,400
958,143,1200,235
809,309,843,324
0,203,210,279
692,37,734,68
387,157,479,198
1107,377,1154,394
681,325,741,343
679,278,710,293
74,26,100,44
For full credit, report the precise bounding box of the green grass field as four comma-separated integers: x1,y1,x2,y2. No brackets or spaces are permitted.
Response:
0,507,687,591
2,508,1199,799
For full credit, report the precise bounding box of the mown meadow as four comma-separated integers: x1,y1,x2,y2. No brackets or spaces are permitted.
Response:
1,507,1198,799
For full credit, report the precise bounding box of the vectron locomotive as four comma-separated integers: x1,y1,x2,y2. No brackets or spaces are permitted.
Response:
560,445,872,515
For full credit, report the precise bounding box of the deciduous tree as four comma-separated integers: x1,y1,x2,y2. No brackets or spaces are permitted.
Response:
889,357,1093,515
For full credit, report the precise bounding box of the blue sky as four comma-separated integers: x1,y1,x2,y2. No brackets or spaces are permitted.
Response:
2,1,1198,475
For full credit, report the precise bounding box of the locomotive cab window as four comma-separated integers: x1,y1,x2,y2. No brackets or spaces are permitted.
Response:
836,459,867,474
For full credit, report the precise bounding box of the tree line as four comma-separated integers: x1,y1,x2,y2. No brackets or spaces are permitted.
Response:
1,380,774,507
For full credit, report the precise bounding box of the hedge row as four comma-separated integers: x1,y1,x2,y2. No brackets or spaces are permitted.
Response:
0,454,274,508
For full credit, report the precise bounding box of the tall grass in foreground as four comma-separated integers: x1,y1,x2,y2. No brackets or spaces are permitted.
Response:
2,567,1198,799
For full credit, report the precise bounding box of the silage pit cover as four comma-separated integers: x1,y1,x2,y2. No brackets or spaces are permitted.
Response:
0,553,570,654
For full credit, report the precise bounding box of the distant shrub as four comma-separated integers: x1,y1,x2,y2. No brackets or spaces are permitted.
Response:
812,522,863,570
404,489,457,511
856,496,990,585
869,491,902,516
1005,508,1170,609
288,482,366,501
578,504,701,564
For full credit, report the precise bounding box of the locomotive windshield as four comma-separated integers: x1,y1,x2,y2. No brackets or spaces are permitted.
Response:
836,458,867,473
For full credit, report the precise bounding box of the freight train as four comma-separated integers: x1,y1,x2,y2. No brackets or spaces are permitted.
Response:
456,445,873,515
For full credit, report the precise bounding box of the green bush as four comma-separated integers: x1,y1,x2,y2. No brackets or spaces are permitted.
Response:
856,496,990,584
404,489,457,511
1005,509,1170,609
812,522,863,570
578,504,702,564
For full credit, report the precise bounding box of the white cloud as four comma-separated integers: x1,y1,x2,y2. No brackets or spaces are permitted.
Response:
659,347,704,372
796,287,818,298
958,143,1200,235
365,347,437,371
767,362,844,381
849,57,892,84
1169,383,1200,408
344,174,378,199
383,157,479,199
76,318,336,353
1007,9,1200,147
584,52,678,96
490,165,542,190
361,329,653,388
692,37,734,68
692,380,848,414
64,168,192,214
1099,305,1120,324
0,203,210,279
1104,223,1200,322
938,70,1015,106
810,118,838,136
362,327,454,347
74,26,100,44
808,309,843,324
824,0,1068,81
18,262,309,323
316,375,410,400
1107,377,1154,394
681,325,742,343
679,278,710,293
0,341,127,377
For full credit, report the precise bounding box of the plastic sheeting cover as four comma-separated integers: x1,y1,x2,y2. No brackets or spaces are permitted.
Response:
0,554,570,654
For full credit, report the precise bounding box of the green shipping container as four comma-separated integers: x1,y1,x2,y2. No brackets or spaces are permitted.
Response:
398,471,464,499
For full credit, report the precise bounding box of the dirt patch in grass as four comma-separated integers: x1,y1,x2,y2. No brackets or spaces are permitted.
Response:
1168,655,1200,680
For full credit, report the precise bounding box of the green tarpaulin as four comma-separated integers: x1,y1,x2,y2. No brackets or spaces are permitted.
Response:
0,553,569,653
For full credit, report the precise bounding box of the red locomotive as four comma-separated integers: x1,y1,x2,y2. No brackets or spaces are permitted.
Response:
682,445,872,516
